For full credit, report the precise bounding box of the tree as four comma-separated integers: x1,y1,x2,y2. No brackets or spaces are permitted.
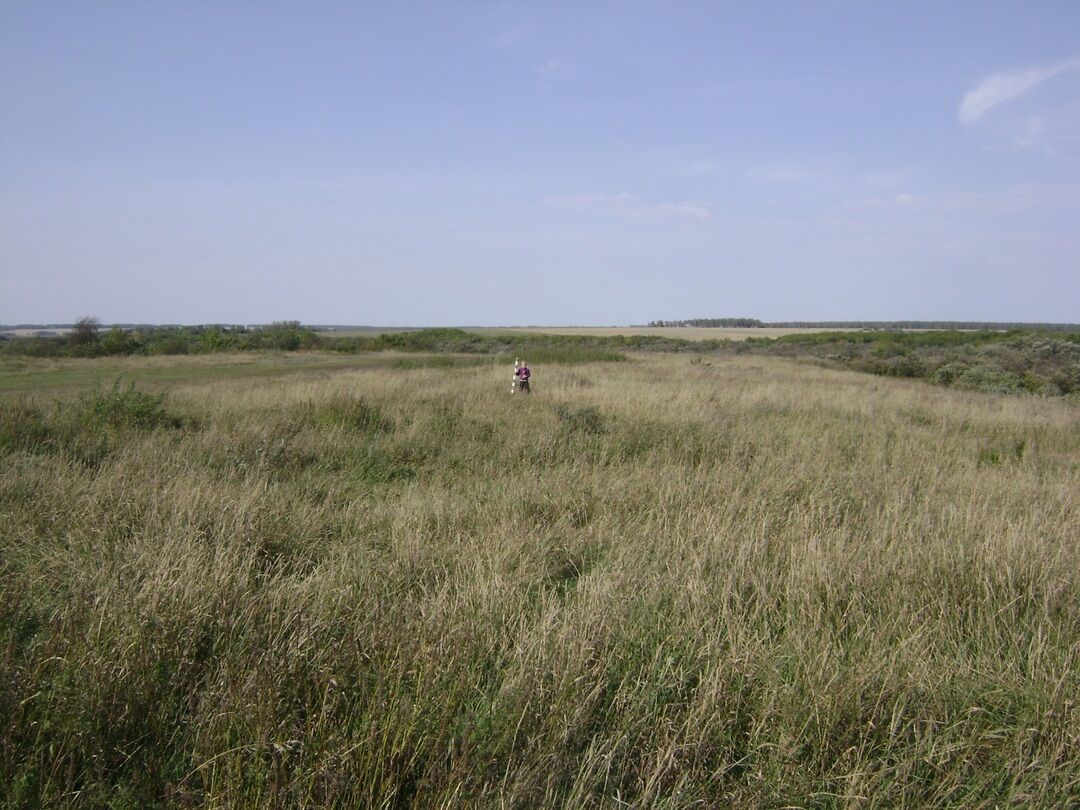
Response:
70,316,101,345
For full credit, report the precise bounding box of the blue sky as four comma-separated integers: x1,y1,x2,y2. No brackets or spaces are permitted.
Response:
2,1,1078,324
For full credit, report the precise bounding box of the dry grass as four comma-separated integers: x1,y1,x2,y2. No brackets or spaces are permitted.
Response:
2,353,1078,807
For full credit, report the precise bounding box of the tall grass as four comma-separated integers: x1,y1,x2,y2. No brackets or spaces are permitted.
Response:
1,354,1078,806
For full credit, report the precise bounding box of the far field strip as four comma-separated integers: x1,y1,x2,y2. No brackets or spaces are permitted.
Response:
448,326,854,341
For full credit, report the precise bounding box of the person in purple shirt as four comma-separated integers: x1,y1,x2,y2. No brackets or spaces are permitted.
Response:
515,361,531,393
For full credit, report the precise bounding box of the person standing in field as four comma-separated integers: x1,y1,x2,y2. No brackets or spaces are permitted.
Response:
515,360,531,394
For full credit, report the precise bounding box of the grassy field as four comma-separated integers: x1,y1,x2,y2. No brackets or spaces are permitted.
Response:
0,353,376,395
2,352,1078,807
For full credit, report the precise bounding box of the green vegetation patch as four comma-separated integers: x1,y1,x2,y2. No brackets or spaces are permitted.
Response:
75,381,184,430
0,381,188,471
304,394,395,433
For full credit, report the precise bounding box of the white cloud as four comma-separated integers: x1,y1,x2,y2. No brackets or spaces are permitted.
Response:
958,58,1080,124
547,192,710,220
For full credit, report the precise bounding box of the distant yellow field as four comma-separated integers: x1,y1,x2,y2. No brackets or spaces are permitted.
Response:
471,326,854,341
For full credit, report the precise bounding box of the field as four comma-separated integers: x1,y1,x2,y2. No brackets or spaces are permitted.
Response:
2,351,1079,807
0,354,379,396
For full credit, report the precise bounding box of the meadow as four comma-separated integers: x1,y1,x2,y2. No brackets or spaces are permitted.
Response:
1,351,1078,807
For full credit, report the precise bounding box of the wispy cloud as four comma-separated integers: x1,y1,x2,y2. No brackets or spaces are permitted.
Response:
958,58,1080,124
546,192,710,220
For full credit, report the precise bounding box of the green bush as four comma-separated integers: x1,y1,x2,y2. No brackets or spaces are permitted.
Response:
75,382,184,430
145,330,191,355
99,326,134,355
939,364,1026,395
860,355,926,378
931,363,969,386
197,327,235,353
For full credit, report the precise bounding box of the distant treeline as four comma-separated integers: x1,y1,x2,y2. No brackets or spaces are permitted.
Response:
768,320,1080,331
647,319,1080,331
0,321,320,357
647,318,764,328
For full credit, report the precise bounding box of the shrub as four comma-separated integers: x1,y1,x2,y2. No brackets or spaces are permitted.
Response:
931,363,969,386
74,382,184,430
145,329,191,355
945,364,1026,395
100,326,135,355
198,327,235,353
860,355,926,378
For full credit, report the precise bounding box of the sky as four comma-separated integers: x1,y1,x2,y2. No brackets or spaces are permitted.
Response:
2,1,1079,325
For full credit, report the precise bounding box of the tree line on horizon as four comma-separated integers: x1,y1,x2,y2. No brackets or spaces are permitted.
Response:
647,318,1080,331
